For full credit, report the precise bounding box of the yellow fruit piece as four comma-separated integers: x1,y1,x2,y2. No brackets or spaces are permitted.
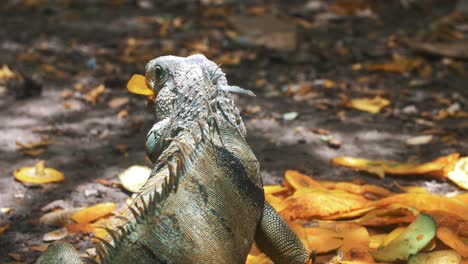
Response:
381,226,406,247
336,222,374,262
245,253,273,264
331,153,460,180
447,157,468,190
71,203,116,224
263,185,288,195
373,193,468,221
299,225,343,253
280,188,369,220
437,227,468,258
283,170,324,191
127,74,155,97
14,161,64,184
346,96,390,114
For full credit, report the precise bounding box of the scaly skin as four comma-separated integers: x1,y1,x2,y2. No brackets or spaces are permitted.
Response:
36,54,311,264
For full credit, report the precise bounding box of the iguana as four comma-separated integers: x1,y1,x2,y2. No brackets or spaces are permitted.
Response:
36,54,312,264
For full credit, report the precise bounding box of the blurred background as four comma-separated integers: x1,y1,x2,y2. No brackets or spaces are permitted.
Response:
0,0,467,262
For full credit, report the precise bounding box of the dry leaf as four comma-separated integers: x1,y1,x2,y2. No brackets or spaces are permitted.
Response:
0,223,11,235
7,252,21,261
66,223,95,234
367,56,423,73
16,137,51,150
71,203,116,224
0,65,16,81
22,149,45,156
30,245,49,252
85,84,105,105
43,227,69,242
406,135,433,145
118,165,152,193
40,208,80,227
14,161,64,184
107,97,129,109
346,96,390,114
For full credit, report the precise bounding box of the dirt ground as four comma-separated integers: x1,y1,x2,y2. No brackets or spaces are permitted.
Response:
0,0,467,262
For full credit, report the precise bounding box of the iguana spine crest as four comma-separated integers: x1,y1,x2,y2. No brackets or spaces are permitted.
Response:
95,121,212,263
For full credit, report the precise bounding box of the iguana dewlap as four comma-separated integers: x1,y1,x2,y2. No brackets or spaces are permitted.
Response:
36,54,311,264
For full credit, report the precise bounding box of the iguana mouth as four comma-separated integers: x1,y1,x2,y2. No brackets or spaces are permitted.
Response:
127,74,156,99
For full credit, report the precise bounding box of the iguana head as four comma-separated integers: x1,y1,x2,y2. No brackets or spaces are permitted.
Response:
135,54,253,163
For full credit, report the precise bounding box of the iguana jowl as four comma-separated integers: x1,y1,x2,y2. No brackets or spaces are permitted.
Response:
36,54,311,264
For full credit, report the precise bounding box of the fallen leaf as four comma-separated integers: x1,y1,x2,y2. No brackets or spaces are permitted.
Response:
22,149,45,156
283,112,299,120
367,55,423,73
0,223,11,235
406,135,433,145
85,84,105,105
0,65,16,82
118,165,152,193
43,227,69,242
66,223,95,234
16,137,51,150
14,160,64,184
117,109,129,119
29,245,49,252
40,208,80,227
7,252,21,261
71,203,116,224
346,96,390,114
214,51,242,65
107,97,129,109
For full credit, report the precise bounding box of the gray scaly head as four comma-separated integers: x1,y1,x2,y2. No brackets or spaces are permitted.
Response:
143,54,255,163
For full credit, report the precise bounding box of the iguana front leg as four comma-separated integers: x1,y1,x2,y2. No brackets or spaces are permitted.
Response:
255,201,312,264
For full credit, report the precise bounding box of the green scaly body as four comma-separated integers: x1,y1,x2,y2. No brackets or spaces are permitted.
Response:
36,54,311,264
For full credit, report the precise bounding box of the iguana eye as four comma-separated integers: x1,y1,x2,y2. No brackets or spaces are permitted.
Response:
146,65,168,90
154,65,167,84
